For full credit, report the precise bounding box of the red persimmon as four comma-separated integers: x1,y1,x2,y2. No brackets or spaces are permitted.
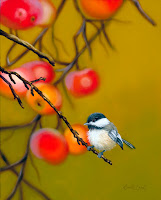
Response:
30,128,69,164
65,68,100,97
21,61,55,83
0,0,43,29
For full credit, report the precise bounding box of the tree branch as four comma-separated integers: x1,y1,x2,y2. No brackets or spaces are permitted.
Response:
0,74,24,108
0,29,55,66
0,66,112,165
5,28,49,68
130,0,156,26
0,115,40,130
0,150,51,200
5,115,41,200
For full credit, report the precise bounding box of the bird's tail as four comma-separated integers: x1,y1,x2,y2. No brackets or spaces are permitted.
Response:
122,139,135,149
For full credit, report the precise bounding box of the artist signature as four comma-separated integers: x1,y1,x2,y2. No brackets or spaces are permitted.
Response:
123,184,147,191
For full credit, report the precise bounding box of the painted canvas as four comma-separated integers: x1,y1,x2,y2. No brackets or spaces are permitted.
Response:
0,1,161,200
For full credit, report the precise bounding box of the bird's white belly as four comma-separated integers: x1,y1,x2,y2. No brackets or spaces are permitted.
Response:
87,129,116,151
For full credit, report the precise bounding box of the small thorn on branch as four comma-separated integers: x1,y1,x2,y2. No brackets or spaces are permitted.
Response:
9,74,16,84
30,87,34,96
31,77,46,83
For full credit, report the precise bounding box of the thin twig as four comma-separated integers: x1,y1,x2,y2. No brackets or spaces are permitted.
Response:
55,0,67,21
51,0,67,58
73,19,92,66
61,80,74,108
31,77,46,83
19,184,23,200
0,29,55,66
0,150,51,200
0,115,40,130
29,152,41,182
88,21,109,53
42,44,70,66
0,74,24,108
6,162,25,200
39,119,43,129
5,115,41,199
73,0,84,18
5,28,49,68
54,20,110,85
0,155,26,172
0,74,45,108
101,22,114,49
130,0,156,26
6,29,18,66
1,129,15,143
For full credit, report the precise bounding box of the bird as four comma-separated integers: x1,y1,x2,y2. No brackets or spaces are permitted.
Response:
84,112,135,158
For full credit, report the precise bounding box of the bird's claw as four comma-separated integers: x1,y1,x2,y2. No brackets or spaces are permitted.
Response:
97,153,103,158
87,145,94,151
97,150,105,158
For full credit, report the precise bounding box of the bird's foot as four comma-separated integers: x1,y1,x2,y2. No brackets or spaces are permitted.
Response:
87,145,94,151
97,150,105,158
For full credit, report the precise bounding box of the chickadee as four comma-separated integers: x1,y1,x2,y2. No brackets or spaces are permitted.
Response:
84,113,135,158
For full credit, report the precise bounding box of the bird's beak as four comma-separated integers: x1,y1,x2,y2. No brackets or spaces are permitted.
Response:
84,123,89,126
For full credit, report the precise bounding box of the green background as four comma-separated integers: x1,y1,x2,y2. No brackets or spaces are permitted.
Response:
0,0,161,199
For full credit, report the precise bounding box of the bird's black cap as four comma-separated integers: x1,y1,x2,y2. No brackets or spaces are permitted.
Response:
87,112,106,123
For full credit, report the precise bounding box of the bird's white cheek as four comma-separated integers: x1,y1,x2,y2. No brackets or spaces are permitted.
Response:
89,118,110,127
87,130,116,151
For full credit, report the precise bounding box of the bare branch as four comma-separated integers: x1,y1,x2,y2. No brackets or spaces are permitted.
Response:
0,115,40,130
88,21,109,53
101,22,114,50
54,20,110,85
5,28,48,68
5,115,41,199
51,0,68,59
42,44,70,66
0,29,55,66
31,77,46,83
0,155,26,172
55,0,67,21
29,152,41,182
0,150,51,200
0,74,24,108
0,73,46,109
19,185,23,200
130,0,156,26
6,162,25,200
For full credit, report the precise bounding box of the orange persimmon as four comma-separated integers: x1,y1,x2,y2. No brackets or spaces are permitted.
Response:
64,124,89,155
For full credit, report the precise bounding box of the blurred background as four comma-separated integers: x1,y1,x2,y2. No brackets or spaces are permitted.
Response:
0,0,161,199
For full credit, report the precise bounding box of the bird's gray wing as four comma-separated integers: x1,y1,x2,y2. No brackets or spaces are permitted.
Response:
105,123,123,150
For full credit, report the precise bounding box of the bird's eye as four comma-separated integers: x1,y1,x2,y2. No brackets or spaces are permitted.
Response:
92,118,96,122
